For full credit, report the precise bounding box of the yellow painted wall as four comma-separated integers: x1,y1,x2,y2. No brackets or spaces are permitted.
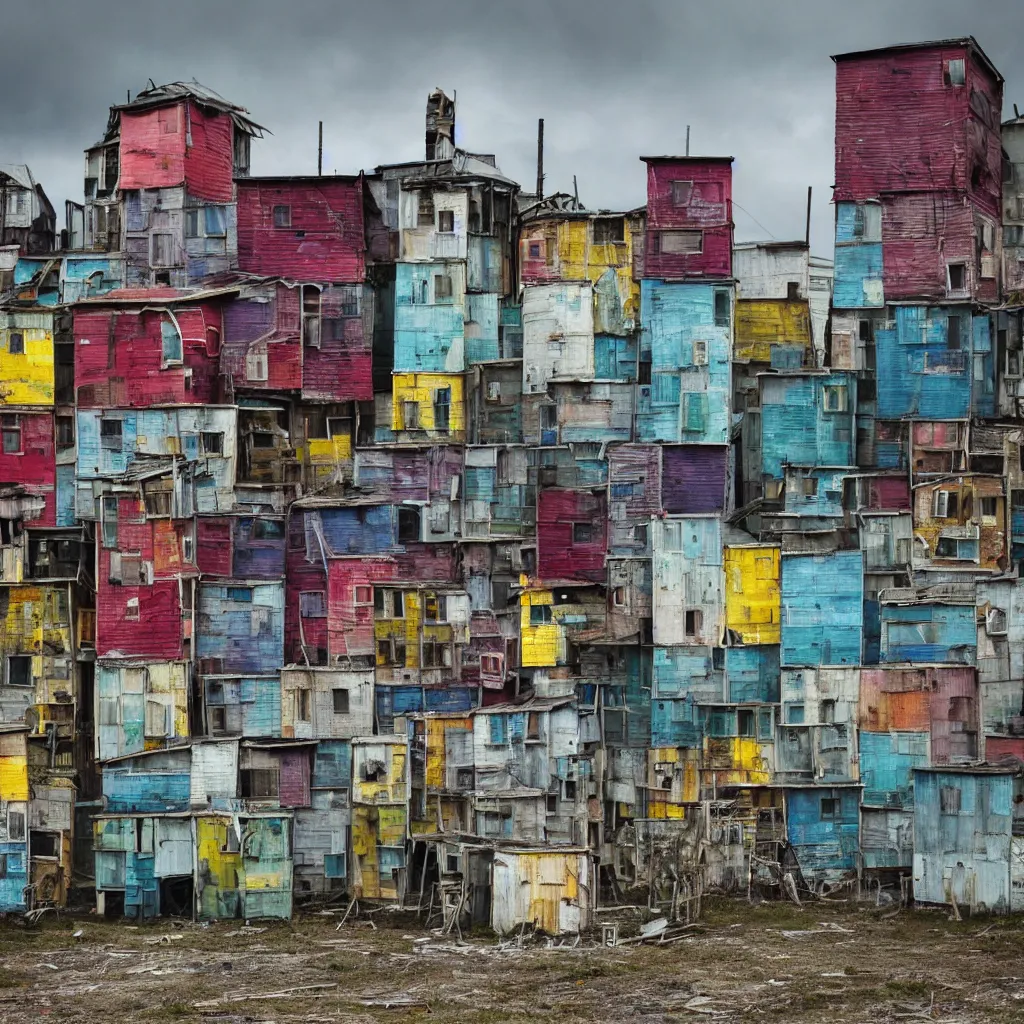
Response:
517,852,581,935
646,747,699,817
392,373,465,438
148,662,190,741
1,586,71,661
375,591,420,668
724,546,781,645
354,743,407,804
0,753,29,801
520,590,563,667
196,816,242,917
734,300,811,364
705,737,772,787
424,716,472,790
351,803,407,899
0,324,54,406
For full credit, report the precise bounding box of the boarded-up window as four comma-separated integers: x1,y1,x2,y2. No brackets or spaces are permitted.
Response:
660,230,702,254
7,656,31,687
246,342,268,382
593,217,625,243
332,689,349,714
145,700,168,737
437,209,455,233
940,786,962,813
402,400,420,430
671,180,693,206
300,591,326,618
7,332,24,355
151,233,175,267
434,275,453,302
241,768,279,798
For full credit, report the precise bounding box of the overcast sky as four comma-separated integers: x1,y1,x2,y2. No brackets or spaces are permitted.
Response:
1,1,1022,255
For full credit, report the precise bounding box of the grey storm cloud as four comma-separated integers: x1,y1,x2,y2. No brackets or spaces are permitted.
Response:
2,0,1024,254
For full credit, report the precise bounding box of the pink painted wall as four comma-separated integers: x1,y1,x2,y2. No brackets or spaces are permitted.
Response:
834,43,1003,216
120,101,235,200
236,178,366,282
642,158,732,279
326,557,396,659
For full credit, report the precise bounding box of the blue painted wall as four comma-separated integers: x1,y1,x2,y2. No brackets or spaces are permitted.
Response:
0,842,27,910
880,603,976,664
761,372,857,480
781,551,863,666
726,645,781,703
103,764,191,813
652,646,723,701
859,731,929,808
595,333,637,381
784,468,849,517
304,505,397,556
651,696,700,747
875,307,985,419
313,740,352,789
637,280,731,444
197,582,285,674
204,677,282,737
464,292,500,364
393,262,465,372
833,203,883,308
786,786,860,878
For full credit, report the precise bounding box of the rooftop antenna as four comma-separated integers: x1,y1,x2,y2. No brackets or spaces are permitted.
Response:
1016,103,1021,118
127,90,131,103
317,121,323,176
573,174,579,209
685,125,690,157
805,185,813,246
536,118,544,199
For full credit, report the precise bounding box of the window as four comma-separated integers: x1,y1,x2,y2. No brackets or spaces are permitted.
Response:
671,180,693,206
945,58,966,86
7,656,31,687
160,320,182,365
530,604,553,625
433,387,451,430
354,585,373,606
246,341,268,382
296,688,311,722
692,339,708,366
738,710,755,737
634,523,648,546
659,230,702,254
987,607,1008,635
332,689,350,714
56,415,75,449
233,130,251,176
787,703,805,725
685,609,702,637
185,208,201,238
423,592,447,622
434,275,453,303
946,314,962,351
273,205,291,228
422,640,452,668
201,432,224,456
125,597,140,621
1,415,20,454
437,209,455,233
204,206,227,237
398,506,420,543
528,240,543,260
573,522,593,544
227,587,252,603
933,490,957,518
481,653,503,676
613,586,626,607
299,591,327,619
100,418,122,451
801,476,818,497
302,286,321,348
486,381,501,402
940,785,962,813
714,289,730,328
151,233,175,267
143,485,172,517
852,203,882,241
377,639,406,666
101,495,118,548
982,496,998,519
8,332,23,355
821,699,836,724
402,400,420,430
593,217,625,243
822,385,848,412
417,191,435,226
947,262,967,292
820,797,837,819
241,768,279,799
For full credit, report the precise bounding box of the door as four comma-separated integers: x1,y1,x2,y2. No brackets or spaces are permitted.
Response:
1011,837,1024,913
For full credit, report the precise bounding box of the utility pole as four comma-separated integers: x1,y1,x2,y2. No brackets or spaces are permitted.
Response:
536,118,544,199
317,121,323,176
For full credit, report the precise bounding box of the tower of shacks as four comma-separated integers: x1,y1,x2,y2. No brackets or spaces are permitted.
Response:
0,37,1023,927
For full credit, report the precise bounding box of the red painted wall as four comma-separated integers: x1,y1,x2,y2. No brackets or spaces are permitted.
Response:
643,158,732,279
221,284,302,393
181,103,235,202
985,736,1024,761
537,489,607,583
881,192,998,303
301,286,373,402
120,101,235,200
285,540,327,665
197,518,233,577
236,178,366,282
0,412,55,526
394,543,458,583
834,44,1003,216
326,557,396,659
74,303,222,408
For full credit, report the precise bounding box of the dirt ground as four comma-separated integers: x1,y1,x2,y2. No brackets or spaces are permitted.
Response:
0,897,1022,1023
